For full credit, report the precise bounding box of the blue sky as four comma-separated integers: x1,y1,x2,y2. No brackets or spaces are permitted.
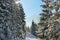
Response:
20,0,43,27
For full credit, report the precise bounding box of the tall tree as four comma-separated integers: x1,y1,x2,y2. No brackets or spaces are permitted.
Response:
0,0,26,40
37,0,54,39
47,0,60,40
31,20,38,36
37,0,60,40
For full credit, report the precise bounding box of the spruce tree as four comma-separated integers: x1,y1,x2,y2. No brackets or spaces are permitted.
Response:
0,0,26,40
37,0,54,39
31,21,37,36
0,0,13,40
37,0,60,40
47,0,60,40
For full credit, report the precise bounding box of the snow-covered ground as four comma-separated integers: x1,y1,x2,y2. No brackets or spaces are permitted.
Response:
26,32,39,40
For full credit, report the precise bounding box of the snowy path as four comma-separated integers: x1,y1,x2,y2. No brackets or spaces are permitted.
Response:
26,32,39,40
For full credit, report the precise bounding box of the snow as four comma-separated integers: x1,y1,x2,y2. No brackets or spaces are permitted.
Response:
26,32,39,40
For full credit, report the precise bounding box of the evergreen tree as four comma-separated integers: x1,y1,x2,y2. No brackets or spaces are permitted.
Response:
37,0,54,39
0,0,12,40
37,0,60,40
0,0,26,40
31,21,38,36
47,0,60,40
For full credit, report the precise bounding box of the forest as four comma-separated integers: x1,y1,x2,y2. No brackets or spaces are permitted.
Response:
0,0,60,40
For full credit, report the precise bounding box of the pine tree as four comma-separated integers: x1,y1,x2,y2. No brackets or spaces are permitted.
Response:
37,0,54,39
0,0,26,40
47,0,60,40
0,0,13,40
37,0,60,40
31,20,37,36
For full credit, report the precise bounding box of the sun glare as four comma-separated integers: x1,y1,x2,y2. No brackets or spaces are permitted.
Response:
15,1,20,4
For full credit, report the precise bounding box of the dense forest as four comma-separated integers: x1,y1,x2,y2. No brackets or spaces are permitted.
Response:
0,0,60,40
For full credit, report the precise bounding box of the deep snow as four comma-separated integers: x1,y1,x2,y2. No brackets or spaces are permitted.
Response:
26,32,39,40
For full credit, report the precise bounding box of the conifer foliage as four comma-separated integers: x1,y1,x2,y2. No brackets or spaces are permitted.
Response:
37,0,60,40
0,0,26,40
31,21,38,36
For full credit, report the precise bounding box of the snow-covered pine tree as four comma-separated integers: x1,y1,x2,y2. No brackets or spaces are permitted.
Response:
47,0,60,40
37,0,54,40
37,0,60,40
0,0,26,40
13,2,26,40
31,21,38,36
0,0,13,40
